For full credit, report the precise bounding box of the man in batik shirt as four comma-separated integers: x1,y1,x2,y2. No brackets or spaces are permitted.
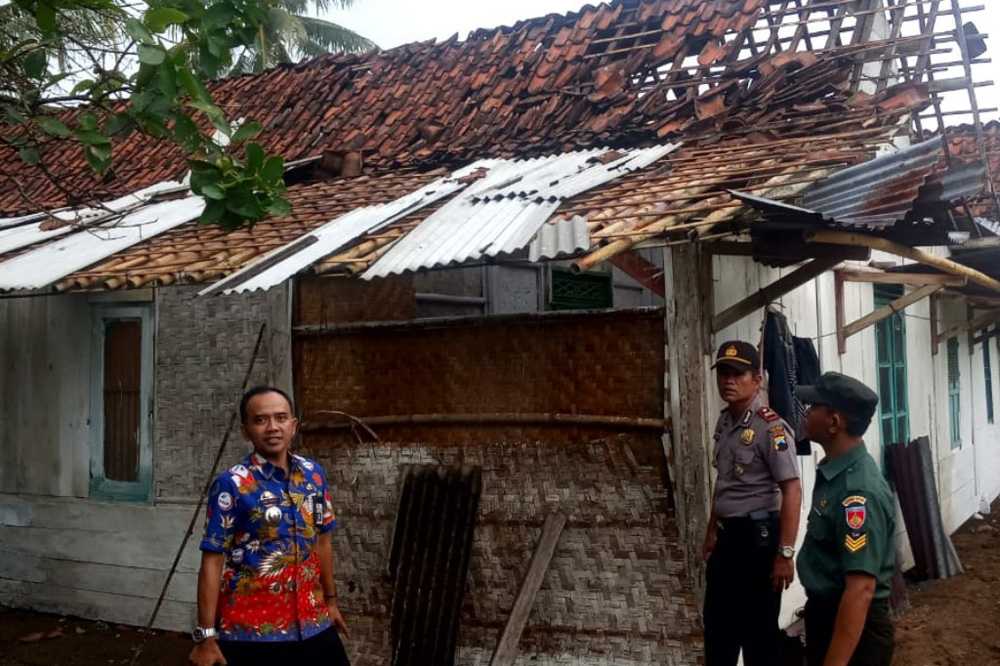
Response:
189,386,349,666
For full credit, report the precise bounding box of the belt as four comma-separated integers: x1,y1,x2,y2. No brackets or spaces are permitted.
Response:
719,510,779,526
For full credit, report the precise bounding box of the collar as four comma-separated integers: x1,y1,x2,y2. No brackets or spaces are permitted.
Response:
817,443,867,482
722,392,767,429
247,451,299,481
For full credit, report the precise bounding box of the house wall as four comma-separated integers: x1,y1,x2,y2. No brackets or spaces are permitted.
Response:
698,249,1000,628
292,287,701,666
0,284,291,631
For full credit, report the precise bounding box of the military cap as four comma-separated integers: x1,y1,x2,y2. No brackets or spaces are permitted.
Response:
796,372,879,423
711,340,759,371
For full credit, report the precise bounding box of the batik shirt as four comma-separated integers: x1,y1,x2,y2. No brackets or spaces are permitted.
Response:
200,452,337,642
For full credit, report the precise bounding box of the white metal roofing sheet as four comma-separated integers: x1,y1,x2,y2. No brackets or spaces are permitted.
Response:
363,143,679,279
529,215,591,262
0,191,203,291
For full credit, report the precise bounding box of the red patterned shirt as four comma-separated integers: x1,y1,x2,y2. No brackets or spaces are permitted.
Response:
200,452,337,642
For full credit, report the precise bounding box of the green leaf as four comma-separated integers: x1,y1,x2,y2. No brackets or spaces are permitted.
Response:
265,197,292,217
138,44,166,66
176,66,210,103
78,113,98,131
37,116,71,138
35,3,56,35
105,113,133,136
203,3,235,29
200,199,226,225
199,184,226,200
261,156,284,183
74,128,111,146
158,62,177,98
226,190,264,219
245,143,264,174
84,145,112,173
171,114,200,148
144,7,189,32
231,121,262,145
125,18,154,44
23,49,47,79
18,146,40,165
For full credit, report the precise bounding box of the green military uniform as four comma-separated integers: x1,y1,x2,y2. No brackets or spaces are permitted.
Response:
796,373,896,666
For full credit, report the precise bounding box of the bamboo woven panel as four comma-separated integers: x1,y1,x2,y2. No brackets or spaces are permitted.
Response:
295,274,416,326
302,435,699,666
294,309,664,446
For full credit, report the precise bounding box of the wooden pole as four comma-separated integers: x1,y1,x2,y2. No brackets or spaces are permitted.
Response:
836,268,967,287
807,230,1000,293
841,284,944,341
490,514,567,666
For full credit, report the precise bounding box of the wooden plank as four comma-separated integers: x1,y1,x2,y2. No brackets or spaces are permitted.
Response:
713,257,843,332
837,269,967,287
608,250,665,297
836,269,847,355
808,230,1000,293
934,308,1000,346
931,294,940,356
0,578,193,633
490,514,567,666
703,241,869,262
842,285,943,341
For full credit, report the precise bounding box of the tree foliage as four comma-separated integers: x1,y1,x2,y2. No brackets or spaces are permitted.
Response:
0,0,329,230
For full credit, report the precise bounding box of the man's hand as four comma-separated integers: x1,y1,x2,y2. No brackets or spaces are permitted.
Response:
702,526,718,562
188,638,226,666
328,599,350,638
772,554,795,591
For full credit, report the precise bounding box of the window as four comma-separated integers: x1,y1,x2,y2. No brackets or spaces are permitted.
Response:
947,337,961,449
874,285,909,447
548,267,613,310
89,304,153,500
986,340,995,425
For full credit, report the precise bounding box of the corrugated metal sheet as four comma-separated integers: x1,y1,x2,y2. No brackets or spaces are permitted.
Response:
364,143,678,279
199,162,496,296
529,215,591,262
0,180,187,256
733,137,989,230
0,192,204,291
801,138,944,228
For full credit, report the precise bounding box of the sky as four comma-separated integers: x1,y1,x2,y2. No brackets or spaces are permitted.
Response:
325,0,1000,125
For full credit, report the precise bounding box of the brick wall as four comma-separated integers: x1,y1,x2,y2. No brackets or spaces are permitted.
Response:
294,304,703,664
153,285,274,501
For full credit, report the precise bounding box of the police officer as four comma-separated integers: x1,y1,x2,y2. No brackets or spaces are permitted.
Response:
703,341,802,666
795,372,895,666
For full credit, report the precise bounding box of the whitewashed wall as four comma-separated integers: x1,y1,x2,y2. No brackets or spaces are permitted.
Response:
702,250,1000,628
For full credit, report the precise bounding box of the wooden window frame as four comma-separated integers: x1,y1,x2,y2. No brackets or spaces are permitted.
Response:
985,339,995,425
874,285,910,449
89,304,154,501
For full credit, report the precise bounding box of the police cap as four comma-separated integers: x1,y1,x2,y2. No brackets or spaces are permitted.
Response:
711,340,759,371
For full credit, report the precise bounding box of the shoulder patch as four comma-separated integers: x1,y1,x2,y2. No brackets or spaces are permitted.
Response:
769,425,788,451
229,464,249,478
758,407,780,423
842,495,867,507
844,499,867,530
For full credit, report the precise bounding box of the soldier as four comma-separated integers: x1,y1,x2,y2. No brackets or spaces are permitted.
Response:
703,341,802,666
796,372,895,666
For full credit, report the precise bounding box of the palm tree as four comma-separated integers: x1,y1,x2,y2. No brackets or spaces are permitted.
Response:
230,0,376,74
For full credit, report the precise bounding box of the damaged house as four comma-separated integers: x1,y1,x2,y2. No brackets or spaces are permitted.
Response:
1,1,999,664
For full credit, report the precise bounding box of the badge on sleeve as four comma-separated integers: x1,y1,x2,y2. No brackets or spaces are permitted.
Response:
217,492,233,511
845,533,868,552
758,407,780,423
769,426,788,451
741,428,755,445
843,496,867,530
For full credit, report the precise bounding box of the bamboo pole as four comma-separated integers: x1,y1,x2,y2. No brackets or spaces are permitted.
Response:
807,230,1000,293
302,412,670,431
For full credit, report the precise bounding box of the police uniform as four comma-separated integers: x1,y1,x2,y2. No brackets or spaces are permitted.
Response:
704,341,800,666
796,373,896,666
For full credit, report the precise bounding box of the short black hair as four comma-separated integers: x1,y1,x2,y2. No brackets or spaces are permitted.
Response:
843,415,871,437
239,386,295,424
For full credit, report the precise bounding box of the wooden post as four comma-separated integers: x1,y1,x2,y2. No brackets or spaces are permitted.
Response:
490,514,567,666
713,256,844,333
841,284,943,342
663,243,712,595
835,269,847,355
608,250,665,297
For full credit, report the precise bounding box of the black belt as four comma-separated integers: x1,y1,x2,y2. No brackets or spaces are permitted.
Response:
719,510,779,527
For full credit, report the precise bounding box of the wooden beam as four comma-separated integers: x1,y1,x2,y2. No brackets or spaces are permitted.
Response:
490,514,566,666
807,231,1000,294
713,256,843,333
704,241,870,262
930,293,940,356
934,308,1000,347
842,284,944,341
837,268,967,287
972,325,1000,346
608,250,665,297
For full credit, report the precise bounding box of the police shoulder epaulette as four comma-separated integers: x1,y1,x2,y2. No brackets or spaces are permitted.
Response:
757,407,780,423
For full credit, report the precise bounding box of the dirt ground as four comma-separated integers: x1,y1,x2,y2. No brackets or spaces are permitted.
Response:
1,505,998,666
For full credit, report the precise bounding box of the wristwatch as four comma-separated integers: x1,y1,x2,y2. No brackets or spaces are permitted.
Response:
192,626,218,643
779,545,796,559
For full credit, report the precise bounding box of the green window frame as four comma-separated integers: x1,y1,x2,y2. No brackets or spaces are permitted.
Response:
947,337,962,448
874,285,910,448
985,338,995,425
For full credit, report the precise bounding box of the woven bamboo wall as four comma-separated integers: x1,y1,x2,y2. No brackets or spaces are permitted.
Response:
292,294,701,664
